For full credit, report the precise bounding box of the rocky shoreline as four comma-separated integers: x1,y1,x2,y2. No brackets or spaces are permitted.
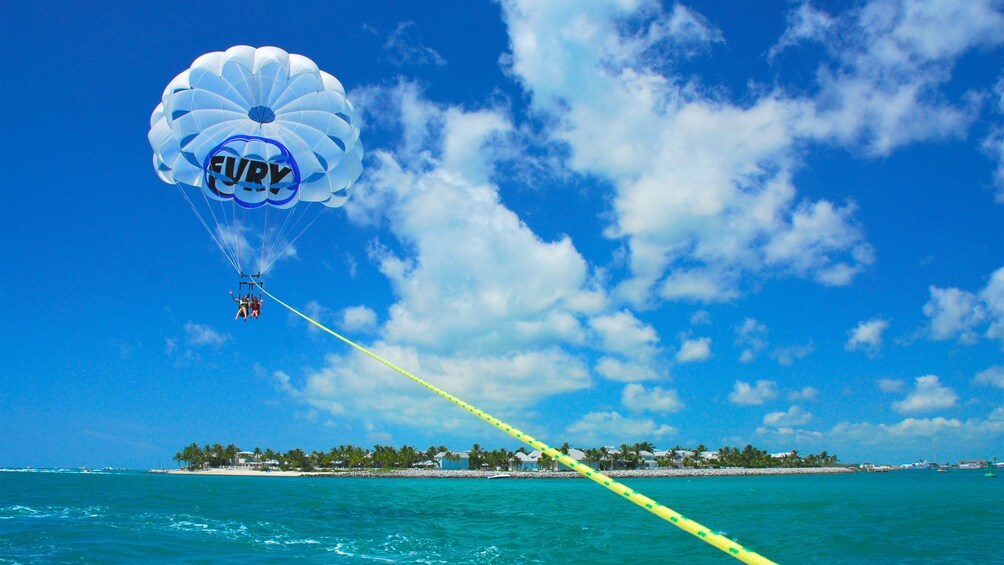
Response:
153,467,855,478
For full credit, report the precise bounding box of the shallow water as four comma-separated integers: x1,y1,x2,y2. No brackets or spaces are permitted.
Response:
1,469,1001,563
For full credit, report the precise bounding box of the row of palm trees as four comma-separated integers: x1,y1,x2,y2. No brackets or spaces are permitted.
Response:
173,441,839,472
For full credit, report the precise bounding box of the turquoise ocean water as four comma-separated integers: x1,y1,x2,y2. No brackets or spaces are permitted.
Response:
2,469,1002,564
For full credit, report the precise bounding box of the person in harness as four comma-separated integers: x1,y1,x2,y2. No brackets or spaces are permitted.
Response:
250,294,262,319
229,290,250,321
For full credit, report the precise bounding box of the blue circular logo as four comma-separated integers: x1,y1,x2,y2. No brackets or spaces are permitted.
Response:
203,135,300,209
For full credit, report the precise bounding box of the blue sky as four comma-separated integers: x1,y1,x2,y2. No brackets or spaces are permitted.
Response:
2,0,1003,469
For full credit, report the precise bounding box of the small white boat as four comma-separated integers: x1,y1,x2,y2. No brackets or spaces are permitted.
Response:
488,473,511,479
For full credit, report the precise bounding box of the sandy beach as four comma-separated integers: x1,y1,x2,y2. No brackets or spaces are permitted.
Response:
151,467,855,478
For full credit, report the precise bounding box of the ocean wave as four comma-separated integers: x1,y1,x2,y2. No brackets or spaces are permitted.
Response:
0,505,104,520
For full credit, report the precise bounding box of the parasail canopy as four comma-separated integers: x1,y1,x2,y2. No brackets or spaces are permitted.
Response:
149,45,363,275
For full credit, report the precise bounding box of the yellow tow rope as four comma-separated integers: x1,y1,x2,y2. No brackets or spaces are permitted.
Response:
257,284,777,564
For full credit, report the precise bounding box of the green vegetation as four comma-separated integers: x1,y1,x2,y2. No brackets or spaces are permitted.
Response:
173,441,839,472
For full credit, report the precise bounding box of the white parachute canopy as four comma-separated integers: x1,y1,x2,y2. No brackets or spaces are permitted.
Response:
149,45,363,275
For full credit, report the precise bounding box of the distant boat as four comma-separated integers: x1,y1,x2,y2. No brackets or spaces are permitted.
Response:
488,473,511,479
864,465,891,472
901,459,930,470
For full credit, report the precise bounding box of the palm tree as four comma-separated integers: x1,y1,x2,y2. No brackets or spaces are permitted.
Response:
469,443,485,470
537,452,554,471
619,443,638,470
599,446,611,470
398,445,418,468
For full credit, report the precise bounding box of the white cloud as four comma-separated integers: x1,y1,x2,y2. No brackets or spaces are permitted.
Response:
846,318,889,356
826,407,1004,453
772,342,814,366
878,378,905,393
302,300,333,334
922,267,1004,346
789,0,1004,156
769,2,836,59
756,406,1004,463
183,322,228,347
384,21,446,67
923,286,986,343
501,0,876,307
729,380,779,406
272,370,302,400
981,267,1004,344
689,309,711,326
622,383,684,413
788,386,819,402
735,318,768,363
594,357,663,382
892,375,958,414
675,337,711,363
763,405,813,427
589,310,661,358
566,411,676,446
974,365,1004,389
341,305,378,332
350,83,607,360
984,75,1004,202
277,344,593,433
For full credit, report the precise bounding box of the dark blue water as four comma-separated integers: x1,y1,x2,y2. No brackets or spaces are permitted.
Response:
2,469,1002,563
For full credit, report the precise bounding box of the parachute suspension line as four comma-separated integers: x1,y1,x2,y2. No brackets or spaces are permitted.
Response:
260,206,325,274
200,187,234,268
255,283,778,565
260,205,301,271
259,204,269,276
195,177,242,274
174,186,241,274
235,200,245,275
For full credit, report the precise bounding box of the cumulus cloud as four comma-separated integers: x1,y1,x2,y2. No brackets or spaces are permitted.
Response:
922,267,1004,346
974,365,1004,389
827,407,1004,453
878,378,905,393
501,0,875,307
772,342,814,366
594,357,662,382
984,76,1004,202
756,406,1004,462
892,375,958,414
675,337,711,363
923,286,986,343
566,411,676,445
690,310,711,326
183,322,228,347
621,383,684,413
846,318,889,356
735,318,768,363
277,344,593,433
351,83,607,360
788,386,819,402
786,0,1004,155
302,301,333,334
729,380,779,406
341,305,379,332
763,405,813,427
589,310,661,358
